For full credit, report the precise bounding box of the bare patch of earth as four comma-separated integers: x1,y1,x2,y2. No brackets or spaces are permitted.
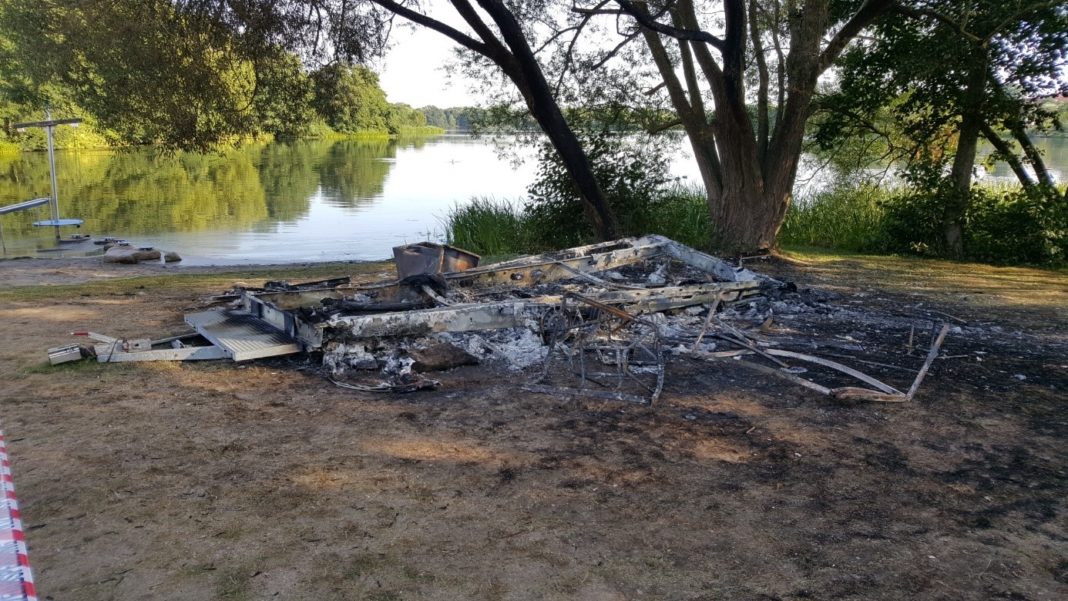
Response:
0,253,1064,600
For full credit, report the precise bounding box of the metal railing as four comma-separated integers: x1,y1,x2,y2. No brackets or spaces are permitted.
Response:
0,197,50,215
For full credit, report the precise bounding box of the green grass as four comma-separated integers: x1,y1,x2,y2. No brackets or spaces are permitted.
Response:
0,141,19,158
394,125,446,137
444,197,529,255
445,181,1065,265
637,184,713,250
303,121,445,142
779,184,894,252
18,359,115,377
444,187,715,256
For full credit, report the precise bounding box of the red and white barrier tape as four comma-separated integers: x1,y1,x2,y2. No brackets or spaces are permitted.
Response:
0,432,37,601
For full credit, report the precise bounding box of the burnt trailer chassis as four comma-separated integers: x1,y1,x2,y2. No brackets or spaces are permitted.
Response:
237,235,762,353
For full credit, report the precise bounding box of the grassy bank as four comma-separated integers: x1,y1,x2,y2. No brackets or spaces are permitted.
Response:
772,246,1067,319
0,141,19,158
3,122,447,152
446,183,1066,266
284,120,446,143
444,185,711,256
779,185,892,252
781,183,1067,264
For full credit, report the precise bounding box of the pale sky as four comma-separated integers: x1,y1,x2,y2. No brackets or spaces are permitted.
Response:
377,17,482,108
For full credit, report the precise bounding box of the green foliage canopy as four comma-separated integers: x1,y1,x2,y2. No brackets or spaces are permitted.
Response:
311,63,391,134
0,1,438,150
814,1,1068,183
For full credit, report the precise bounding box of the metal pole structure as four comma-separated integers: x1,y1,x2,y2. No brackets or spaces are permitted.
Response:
44,107,61,240
12,108,83,241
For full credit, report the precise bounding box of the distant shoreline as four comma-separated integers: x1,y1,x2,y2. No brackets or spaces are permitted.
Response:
0,254,388,288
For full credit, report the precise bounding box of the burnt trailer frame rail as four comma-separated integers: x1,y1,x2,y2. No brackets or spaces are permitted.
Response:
240,235,762,351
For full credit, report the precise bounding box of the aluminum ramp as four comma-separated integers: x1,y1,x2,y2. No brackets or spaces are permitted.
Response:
185,310,300,361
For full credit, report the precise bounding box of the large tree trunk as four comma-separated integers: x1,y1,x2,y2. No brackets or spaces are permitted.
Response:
708,118,782,252
521,86,619,240
618,0,889,252
475,0,618,240
945,51,988,257
706,0,824,253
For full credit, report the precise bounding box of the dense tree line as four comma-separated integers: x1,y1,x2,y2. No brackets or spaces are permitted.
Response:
0,2,439,150
419,107,486,130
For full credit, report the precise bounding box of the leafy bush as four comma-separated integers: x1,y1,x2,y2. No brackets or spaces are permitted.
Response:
444,135,712,256
880,187,948,255
524,132,674,248
964,186,1067,264
782,181,1067,264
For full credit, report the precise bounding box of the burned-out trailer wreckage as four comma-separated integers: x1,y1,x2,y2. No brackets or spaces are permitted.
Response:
48,236,950,404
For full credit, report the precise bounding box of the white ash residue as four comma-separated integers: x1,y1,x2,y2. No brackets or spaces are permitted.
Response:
322,323,551,377
322,342,377,374
382,351,415,378
440,324,549,371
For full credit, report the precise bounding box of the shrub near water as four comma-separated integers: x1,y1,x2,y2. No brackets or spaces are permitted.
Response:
444,197,528,256
523,132,675,248
951,186,1065,264
636,184,712,250
780,183,894,252
449,138,1065,265
782,182,1068,264
446,132,717,255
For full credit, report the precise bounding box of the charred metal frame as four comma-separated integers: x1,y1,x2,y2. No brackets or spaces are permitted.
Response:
239,235,761,350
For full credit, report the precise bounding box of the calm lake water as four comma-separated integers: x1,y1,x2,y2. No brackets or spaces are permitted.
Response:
1,134,1064,265
0,135,542,264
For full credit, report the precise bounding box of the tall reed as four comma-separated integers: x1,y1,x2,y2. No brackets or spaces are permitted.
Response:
443,197,528,255
780,184,894,252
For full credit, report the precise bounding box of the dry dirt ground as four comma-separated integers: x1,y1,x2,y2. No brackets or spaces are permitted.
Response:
0,253,1065,601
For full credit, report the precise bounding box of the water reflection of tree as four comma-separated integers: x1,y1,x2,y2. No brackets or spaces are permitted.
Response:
91,151,269,233
254,140,326,222
0,138,404,238
0,152,112,235
0,149,269,235
394,136,430,151
317,139,395,207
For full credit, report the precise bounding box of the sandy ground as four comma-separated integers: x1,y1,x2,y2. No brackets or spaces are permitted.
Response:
0,256,373,287
0,253,1065,600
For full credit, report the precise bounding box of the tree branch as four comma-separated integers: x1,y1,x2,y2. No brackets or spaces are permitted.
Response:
612,0,726,50
537,0,609,56
978,121,1036,188
646,118,683,133
749,0,769,161
368,0,489,56
770,1,785,132
984,1,1064,42
819,0,896,72
588,30,642,71
892,2,982,44
450,0,511,57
